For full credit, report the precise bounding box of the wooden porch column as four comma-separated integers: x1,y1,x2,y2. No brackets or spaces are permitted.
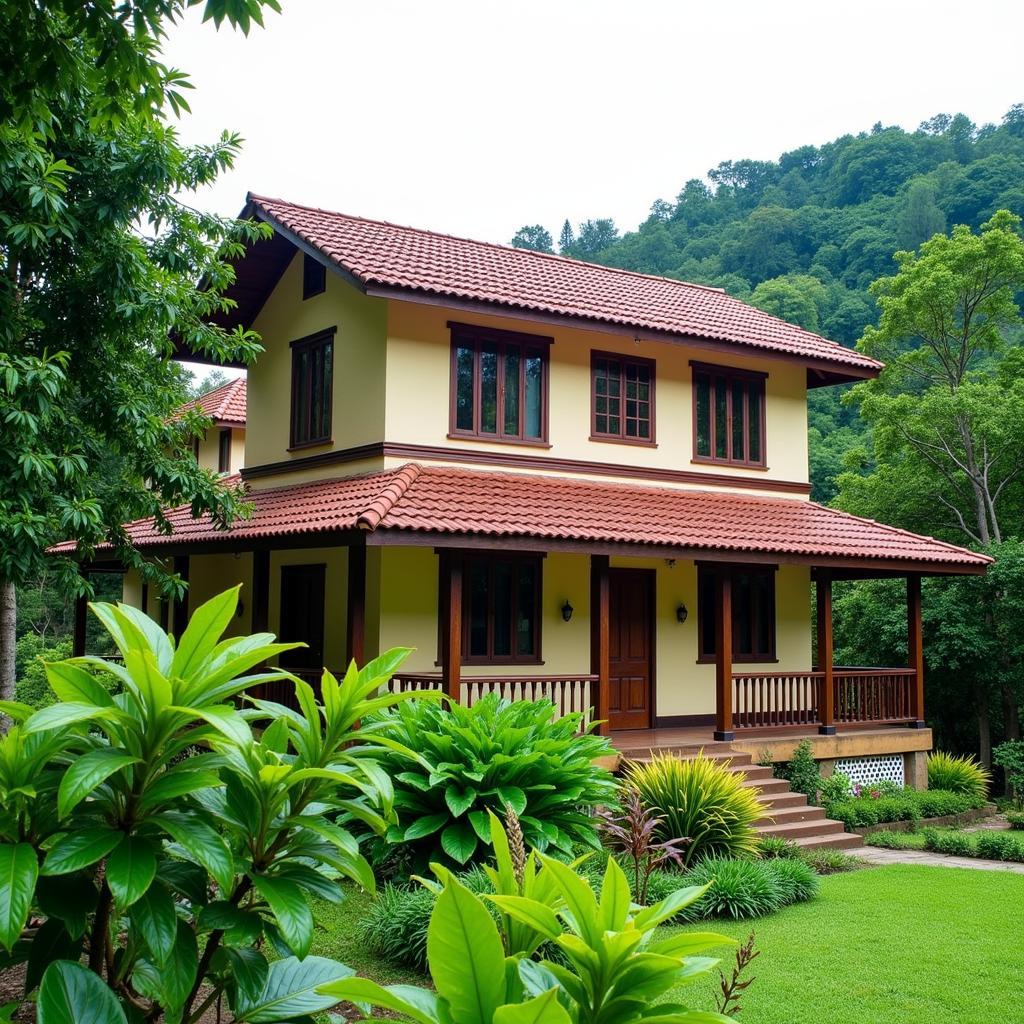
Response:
907,574,926,727
251,549,270,634
171,555,190,643
346,541,367,667
441,554,462,703
73,587,88,658
817,572,836,735
589,555,610,736
713,570,734,741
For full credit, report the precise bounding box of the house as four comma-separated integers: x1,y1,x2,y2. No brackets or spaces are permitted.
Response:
185,377,247,475
71,193,991,789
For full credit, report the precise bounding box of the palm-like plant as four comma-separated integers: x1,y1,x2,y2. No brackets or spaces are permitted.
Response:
926,751,992,799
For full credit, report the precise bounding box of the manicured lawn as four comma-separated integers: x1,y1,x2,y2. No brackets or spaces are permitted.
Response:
666,865,1022,1024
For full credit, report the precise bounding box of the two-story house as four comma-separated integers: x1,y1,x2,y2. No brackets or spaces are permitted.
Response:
77,194,990,789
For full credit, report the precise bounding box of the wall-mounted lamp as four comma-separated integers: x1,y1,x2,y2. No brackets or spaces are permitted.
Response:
561,600,574,622
676,603,688,624
665,558,677,569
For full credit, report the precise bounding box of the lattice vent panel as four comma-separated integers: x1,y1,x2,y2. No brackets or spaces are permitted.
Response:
834,754,905,788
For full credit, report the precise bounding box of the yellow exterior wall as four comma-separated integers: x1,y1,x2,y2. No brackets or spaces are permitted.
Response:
186,553,254,636
194,426,246,476
246,252,388,474
384,301,809,492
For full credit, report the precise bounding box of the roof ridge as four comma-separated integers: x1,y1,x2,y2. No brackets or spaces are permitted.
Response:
247,192,737,297
356,463,423,531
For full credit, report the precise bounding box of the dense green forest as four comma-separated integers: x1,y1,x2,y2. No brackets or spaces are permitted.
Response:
512,105,1024,503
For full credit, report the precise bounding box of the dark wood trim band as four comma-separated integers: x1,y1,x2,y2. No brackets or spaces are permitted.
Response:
240,439,814,494
653,713,716,729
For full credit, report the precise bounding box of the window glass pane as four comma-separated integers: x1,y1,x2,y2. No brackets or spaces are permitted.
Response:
754,571,773,655
480,345,498,434
292,348,310,443
733,573,753,656
732,380,746,461
504,347,520,435
695,376,711,457
524,350,543,439
516,562,536,656
715,377,728,459
748,382,762,463
456,346,474,431
469,562,489,657
492,561,513,657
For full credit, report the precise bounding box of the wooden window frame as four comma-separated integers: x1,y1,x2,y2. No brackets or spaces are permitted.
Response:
448,321,552,446
690,361,767,469
590,350,657,446
289,327,336,450
302,253,326,299
217,428,232,474
437,551,545,665
696,564,777,663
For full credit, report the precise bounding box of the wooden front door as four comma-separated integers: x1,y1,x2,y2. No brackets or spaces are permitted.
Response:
278,564,326,674
609,568,654,730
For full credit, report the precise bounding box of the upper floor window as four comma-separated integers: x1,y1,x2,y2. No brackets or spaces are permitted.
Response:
302,253,326,299
692,362,766,468
290,328,334,448
697,565,776,663
217,428,231,474
449,322,550,445
591,351,655,444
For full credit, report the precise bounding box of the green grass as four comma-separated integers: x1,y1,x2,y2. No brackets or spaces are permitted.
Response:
664,865,1022,1024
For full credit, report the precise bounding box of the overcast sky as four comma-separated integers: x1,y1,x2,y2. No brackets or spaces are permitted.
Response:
171,0,1024,383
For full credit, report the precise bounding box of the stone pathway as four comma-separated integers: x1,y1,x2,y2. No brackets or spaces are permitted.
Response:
857,845,1024,874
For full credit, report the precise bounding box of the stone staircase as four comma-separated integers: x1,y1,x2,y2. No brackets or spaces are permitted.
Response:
619,741,862,851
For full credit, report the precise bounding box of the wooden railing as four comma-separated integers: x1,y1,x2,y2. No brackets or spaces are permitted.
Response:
733,671,823,729
833,668,917,724
732,667,918,730
389,672,598,724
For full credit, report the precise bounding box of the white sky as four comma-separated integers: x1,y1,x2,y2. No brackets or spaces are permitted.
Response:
172,0,1024,383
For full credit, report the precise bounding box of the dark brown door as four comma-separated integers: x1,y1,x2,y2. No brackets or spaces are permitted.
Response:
278,564,326,674
609,568,654,730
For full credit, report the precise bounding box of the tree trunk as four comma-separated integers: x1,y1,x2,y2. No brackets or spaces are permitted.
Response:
1002,682,1021,742
973,679,992,767
0,581,16,732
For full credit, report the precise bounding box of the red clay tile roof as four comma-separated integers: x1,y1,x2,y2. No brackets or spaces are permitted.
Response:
58,465,989,572
183,378,247,426
248,194,882,380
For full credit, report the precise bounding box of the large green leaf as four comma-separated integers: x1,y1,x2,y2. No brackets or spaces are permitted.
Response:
234,955,354,1023
57,749,138,820
444,785,477,817
440,822,478,864
171,586,240,679
403,813,448,840
105,836,156,907
493,988,572,1024
130,883,178,965
23,703,118,736
252,875,314,959
427,878,506,1024
316,978,440,1024
41,828,121,877
0,844,38,953
213,946,267,1008
155,812,234,892
24,919,83,994
37,961,127,1024
44,663,114,708
137,767,222,813
131,921,197,1016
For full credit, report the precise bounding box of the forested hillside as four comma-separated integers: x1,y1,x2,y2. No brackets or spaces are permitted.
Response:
512,105,1024,501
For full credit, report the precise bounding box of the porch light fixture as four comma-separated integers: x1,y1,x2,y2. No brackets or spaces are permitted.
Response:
561,600,574,622
676,602,688,624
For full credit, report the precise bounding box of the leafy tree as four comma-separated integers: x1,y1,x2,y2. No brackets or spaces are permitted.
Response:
750,274,827,332
558,219,575,254
187,368,232,399
510,224,554,253
0,0,281,708
895,179,946,250
574,218,620,258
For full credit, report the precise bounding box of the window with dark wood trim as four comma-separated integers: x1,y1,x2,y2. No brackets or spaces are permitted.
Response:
302,253,326,299
697,565,776,662
290,329,335,448
692,363,766,467
591,351,655,444
449,322,550,444
217,428,231,473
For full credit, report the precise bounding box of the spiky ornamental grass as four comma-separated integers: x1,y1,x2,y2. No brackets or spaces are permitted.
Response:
926,750,992,799
626,752,763,865
364,693,618,872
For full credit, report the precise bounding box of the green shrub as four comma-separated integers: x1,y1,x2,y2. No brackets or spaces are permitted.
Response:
357,883,436,971
1006,810,1024,830
927,750,992,798
625,752,763,864
762,857,820,904
366,693,617,872
921,828,975,857
993,740,1024,806
975,831,1024,862
826,786,982,829
798,848,863,874
680,858,783,920
779,739,822,801
819,771,852,806
757,835,800,859
864,830,927,850
13,632,72,708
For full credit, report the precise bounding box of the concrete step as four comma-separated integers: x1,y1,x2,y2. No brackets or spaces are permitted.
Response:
755,805,825,827
754,817,850,840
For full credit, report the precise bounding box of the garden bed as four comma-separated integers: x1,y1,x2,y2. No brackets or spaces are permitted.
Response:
855,803,997,835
